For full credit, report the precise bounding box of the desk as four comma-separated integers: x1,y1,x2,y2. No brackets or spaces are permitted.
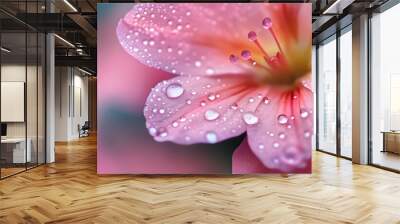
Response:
382,131,400,154
1,138,31,163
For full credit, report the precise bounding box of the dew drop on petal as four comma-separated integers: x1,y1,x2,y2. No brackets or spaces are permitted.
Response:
300,109,309,119
160,132,168,138
229,54,239,63
258,144,265,150
204,109,220,121
200,101,207,107
172,122,179,128
263,97,270,104
304,131,311,138
208,94,216,101
278,132,286,139
159,109,165,114
230,103,238,110
195,61,202,67
277,114,288,124
242,112,259,125
273,142,280,148
149,127,157,136
206,68,215,75
166,83,184,98
205,131,218,143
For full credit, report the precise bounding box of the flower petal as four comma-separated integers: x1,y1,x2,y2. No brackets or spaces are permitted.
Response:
144,74,266,145
232,137,273,174
245,84,313,172
116,3,279,76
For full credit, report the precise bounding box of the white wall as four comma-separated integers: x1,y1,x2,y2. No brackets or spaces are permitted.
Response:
55,67,89,141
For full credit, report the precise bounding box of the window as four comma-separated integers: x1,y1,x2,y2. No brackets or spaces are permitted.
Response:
339,28,352,158
317,36,337,154
371,3,400,171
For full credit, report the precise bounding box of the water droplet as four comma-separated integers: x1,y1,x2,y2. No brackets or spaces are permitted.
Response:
242,112,259,125
200,101,207,107
277,114,288,124
263,97,270,104
152,108,158,113
172,122,179,128
208,94,216,101
149,127,157,136
159,109,165,114
166,83,184,98
241,50,251,60
278,132,286,139
186,99,192,105
248,97,255,103
304,131,311,138
258,144,265,149
195,61,202,67
300,109,309,119
186,11,191,16
248,31,257,41
204,109,220,121
273,142,280,148
206,68,215,75
230,103,238,110
229,54,239,63
282,146,301,165
205,131,218,143
262,17,272,30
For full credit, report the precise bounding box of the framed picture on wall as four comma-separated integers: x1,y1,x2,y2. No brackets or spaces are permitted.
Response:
98,3,313,174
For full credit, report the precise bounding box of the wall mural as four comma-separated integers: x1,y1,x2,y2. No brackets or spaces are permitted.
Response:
98,3,313,174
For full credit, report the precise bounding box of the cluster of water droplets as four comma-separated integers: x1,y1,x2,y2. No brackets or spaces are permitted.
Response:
145,76,281,143
117,4,251,78
144,73,313,152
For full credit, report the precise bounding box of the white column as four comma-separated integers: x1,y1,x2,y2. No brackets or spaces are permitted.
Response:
46,33,55,163
352,14,369,164
45,1,55,163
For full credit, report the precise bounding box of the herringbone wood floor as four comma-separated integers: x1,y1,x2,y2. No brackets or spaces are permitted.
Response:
1,135,400,224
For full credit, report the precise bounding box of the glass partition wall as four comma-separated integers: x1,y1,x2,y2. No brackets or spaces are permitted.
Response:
0,3,46,179
316,26,353,159
317,35,337,155
370,2,400,171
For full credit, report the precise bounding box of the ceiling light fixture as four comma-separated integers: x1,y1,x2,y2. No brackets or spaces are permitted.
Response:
78,67,93,76
323,0,354,15
63,0,78,12
54,34,75,48
1,47,11,53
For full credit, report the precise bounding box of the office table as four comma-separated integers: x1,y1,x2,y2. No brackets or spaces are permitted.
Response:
381,131,400,154
1,138,32,163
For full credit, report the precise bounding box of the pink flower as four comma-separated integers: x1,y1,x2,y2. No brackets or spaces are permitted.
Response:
116,3,313,173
